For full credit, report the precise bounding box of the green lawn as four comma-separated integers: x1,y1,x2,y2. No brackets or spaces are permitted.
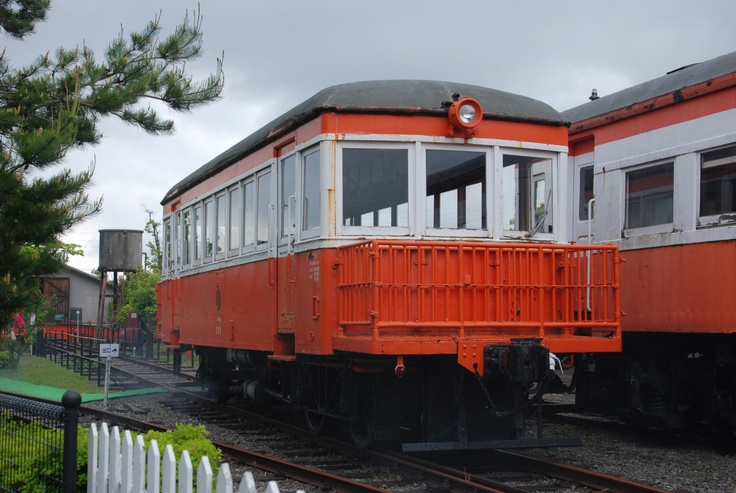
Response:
0,353,103,394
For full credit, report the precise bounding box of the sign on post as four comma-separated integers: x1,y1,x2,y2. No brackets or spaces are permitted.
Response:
99,343,120,407
100,343,120,358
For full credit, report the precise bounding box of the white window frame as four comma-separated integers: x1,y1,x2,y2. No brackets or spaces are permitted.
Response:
421,144,491,239
299,145,322,240
337,141,414,237
227,184,241,256
496,148,557,241
622,161,675,237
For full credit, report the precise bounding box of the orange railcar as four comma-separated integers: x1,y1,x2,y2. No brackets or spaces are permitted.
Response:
158,81,621,449
565,51,736,432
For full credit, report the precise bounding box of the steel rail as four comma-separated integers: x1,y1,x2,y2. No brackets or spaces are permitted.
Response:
492,449,674,493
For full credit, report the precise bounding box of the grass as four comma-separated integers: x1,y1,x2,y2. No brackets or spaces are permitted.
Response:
0,353,103,394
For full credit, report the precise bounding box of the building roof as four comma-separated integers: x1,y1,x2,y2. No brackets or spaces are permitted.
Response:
162,80,566,204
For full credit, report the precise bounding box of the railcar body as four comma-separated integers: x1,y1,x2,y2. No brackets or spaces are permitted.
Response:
565,51,736,432
158,80,621,450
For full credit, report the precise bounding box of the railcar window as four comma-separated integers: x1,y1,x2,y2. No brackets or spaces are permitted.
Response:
204,199,214,257
303,150,320,232
342,148,408,227
426,150,486,230
502,155,552,233
164,218,171,272
280,155,296,238
243,180,255,247
579,165,594,220
216,194,226,254
182,210,191,265
229,187,240,251
193,205,202,260
700,145,736,218
175,211,182,265
257,171,272,245
625,163,674,229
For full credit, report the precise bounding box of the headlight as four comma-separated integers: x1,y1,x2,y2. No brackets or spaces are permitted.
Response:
447,97,483,132
458,103,477,124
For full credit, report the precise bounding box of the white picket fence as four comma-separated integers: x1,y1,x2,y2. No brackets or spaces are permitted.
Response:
87,422,300,493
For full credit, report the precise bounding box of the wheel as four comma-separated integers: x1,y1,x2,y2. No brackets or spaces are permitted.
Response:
304,409,325,435
349,413,374,449
208,380,229,404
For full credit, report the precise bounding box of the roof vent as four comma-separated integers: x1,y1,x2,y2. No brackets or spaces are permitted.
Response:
589,89,599,101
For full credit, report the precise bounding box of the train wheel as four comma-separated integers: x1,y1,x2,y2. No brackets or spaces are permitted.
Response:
208,381,229,404
304,409,325,435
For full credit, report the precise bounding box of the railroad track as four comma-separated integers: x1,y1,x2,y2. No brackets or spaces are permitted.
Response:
54,353,673,493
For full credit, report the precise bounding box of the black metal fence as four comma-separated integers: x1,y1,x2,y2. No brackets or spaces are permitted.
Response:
0,390,81,493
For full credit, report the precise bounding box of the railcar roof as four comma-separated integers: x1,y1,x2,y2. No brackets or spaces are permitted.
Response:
562,50,736,124
163,80,565,204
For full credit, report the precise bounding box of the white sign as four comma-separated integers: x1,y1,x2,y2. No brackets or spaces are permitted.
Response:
100,343,120,358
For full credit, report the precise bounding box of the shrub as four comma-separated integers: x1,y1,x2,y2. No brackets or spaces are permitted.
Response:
0,415,221,492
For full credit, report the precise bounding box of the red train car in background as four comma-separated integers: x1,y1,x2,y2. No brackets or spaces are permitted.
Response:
157,80,622,450
566,51,736,432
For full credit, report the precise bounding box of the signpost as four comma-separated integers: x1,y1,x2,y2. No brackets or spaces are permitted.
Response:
100,343,119,407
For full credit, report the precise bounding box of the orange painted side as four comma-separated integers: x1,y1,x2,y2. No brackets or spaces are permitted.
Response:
334,240,622,372
157,240,622,375
156,249,340,355
568,136,594,157
620,240,736,334
569,83,736,146
320,113,568,146
161,261,277,351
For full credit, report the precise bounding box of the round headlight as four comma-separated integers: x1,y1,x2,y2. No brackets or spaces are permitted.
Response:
447,97,483,132
458,103,477,124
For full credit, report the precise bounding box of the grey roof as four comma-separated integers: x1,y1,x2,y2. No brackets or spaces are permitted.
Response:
562,51,736,124
163,80,565,204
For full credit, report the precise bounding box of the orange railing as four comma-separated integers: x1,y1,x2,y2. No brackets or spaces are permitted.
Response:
336,240,621,350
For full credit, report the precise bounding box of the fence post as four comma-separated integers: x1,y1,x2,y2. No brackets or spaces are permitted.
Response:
62,390,82,493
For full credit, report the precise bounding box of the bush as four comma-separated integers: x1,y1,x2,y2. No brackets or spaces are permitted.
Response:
0,415,221,492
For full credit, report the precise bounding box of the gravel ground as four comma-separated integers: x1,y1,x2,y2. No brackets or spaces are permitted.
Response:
525,413,736,493
87,393,736,493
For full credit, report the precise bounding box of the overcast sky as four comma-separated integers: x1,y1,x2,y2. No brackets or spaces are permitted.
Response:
6,0,736,273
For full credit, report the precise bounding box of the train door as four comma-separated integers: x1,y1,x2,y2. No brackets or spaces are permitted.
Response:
276,153,297,338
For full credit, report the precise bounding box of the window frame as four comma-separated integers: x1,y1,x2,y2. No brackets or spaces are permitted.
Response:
698,144,736,228
337,142,414,237
228,185,242,256
497,149,557,240
163,216,172,275
192,203,203,264
181,208,191,267
279,153,297,245
578,165,595,222
422,145,490,238
255,166,274,251
203,198,215,262
300,146,322,240
623,161,675,235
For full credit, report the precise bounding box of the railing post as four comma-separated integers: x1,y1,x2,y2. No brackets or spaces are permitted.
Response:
62,390,82,493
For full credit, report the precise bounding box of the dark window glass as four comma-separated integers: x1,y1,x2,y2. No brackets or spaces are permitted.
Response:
579,166,594,220
426,150,486,230
343,148,408,227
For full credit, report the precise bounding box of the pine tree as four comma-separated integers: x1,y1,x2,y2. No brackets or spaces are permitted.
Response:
0,1,224,331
